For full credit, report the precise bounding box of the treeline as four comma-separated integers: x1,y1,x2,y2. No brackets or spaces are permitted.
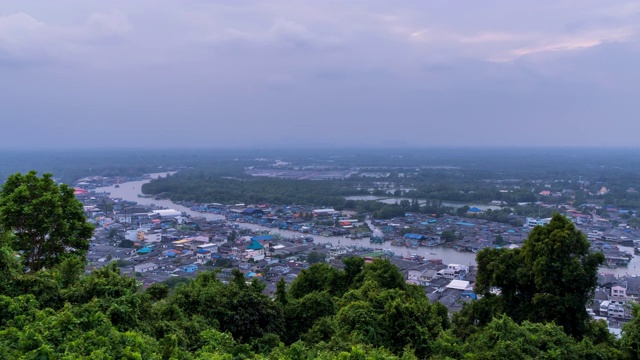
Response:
141,171,370,207
5,217,640,358
408,184,537,204
0,246,635,359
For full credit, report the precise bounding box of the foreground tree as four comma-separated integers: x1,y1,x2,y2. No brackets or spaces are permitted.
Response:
475,213,604,338
0,171,94,272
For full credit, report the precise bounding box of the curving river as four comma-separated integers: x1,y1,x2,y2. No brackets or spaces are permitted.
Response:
96,172,640,276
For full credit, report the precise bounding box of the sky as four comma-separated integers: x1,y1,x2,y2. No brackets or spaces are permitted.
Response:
1,0,639,149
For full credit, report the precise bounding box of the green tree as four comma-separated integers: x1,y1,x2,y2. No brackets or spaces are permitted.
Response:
307,251,327,264
214,258,233,268
283,290,336,344
0,171,94,272
460,314,618,360
494,234,504,245
441,230,456,243
118,239,134,248
475,213,604,338
289,263,342,299
621,303,640,359
275,278,288,307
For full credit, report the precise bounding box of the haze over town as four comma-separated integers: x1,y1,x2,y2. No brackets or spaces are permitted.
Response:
1,0,639,149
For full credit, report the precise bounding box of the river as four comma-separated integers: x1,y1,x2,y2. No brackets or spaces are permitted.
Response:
96,172,640,276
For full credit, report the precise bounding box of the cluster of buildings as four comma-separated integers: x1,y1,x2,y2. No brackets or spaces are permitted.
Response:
72,173,640,327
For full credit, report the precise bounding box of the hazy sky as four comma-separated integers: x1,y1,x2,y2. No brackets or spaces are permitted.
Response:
1,1,639,148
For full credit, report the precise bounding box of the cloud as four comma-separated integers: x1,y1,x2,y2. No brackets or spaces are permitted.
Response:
87,11,132,36
0,10,132,65
1,0,640,149
200,16,344,52
507,27,634,59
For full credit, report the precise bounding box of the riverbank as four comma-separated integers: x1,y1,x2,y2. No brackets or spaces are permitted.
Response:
96,172,640,276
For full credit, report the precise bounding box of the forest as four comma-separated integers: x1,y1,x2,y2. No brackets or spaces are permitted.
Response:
1,235,639,359
137,148,640,214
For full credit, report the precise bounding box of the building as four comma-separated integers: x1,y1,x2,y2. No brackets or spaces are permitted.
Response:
244,239,265,261
149,209,183,219
145,232,162,243
183,264,198,273
438,264,469,280
134,262,158,273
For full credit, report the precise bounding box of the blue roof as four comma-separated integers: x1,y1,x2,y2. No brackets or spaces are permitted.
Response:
247,239,265,250
403,233,423,240
468,207,482,213
456,221,475,227
137,247,152,254
252,235,273,242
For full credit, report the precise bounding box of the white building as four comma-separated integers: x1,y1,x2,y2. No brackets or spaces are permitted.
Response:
438,264,469,280
525,217,552,228
145,232,162,243
149,209,183,219
125,230,139,241
134,262,158,273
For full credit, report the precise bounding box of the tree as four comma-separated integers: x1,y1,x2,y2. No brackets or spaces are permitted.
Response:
0,171,94,272
307,251,326,264
118,239,134,248
494,234,504,245
214,258,233,268
621,303,640,358
475,214,604,338
441,230,456,243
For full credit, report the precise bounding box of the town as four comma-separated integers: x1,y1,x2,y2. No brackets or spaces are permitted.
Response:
74,170,640,334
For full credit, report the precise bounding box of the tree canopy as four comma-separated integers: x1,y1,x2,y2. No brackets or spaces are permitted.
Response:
0,171,94,272
474,213,605,338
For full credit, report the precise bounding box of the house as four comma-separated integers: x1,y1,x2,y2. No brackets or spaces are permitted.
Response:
430,277,451,293
135,262,158,273
328,247,348,258
197,243,218,252
404,233,424,240
242,208,264,216
608,299,629,319
163,249,180,258
149,209,183,219
599,301,610,317
183,264,198,273
195,249,212,264
407,265,430,285
267,266,290,277
419,269,441,286
438,264,469,280
612,284,627,299
446,279,471,291
145,232,162,243
136,247,153,255
244,239,265,261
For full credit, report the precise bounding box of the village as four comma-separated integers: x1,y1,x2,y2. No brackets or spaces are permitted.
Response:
74,174,640,332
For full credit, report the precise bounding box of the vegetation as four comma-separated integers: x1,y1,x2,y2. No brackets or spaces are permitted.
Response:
0,224,634,359
474,214,605,338
0,171,94,272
